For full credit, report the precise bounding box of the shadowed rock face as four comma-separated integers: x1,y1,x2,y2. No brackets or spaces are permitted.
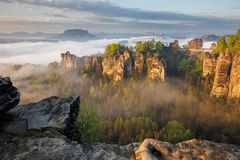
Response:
211,50,232,98
0,77,20,116
203,52,218,77
135,138,240,160
188,39,203,50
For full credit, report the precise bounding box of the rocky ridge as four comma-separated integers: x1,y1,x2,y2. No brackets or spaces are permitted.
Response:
60,51,165,82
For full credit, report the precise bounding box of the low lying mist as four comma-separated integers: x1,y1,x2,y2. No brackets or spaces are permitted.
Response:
1,63,239,145
0,37,215,65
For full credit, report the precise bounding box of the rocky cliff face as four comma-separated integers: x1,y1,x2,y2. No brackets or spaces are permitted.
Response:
228,53,240,103
211,50,232,98
188,38,203,49
60,51,165,82
202,52,218,77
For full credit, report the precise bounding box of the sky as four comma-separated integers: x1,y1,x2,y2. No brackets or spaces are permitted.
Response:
0,0,240,34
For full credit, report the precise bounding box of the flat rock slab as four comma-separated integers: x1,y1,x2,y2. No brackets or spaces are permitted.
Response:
7,96,80,133
0,136,135,160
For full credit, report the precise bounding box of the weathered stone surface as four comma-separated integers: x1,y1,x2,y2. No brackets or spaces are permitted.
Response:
60,51,79,69
202,52,218,77
0,136,135,160
61,51,166,82
211,50,232,98
6,96,80,134
0,77,20,116
146,53,165,81
134,51,145,74
228,53,240,103
135,138,240,160
187,38,203,50
102,53,124,82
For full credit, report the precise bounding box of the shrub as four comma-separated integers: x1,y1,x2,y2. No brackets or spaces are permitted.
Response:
160,120,194,143
71,102,100,144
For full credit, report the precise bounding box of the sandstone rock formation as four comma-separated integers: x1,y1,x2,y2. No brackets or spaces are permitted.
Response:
135,138,240,160
228,53,240,103
210,50,232,98
102,53,124,82
61,51,79,69
146,53,165,81
202,52,218,77
0,77,20,116
134,51,145,74
187,38,203,50
60,51,165,82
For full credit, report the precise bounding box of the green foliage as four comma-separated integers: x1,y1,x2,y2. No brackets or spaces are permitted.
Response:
178,58,192,76
104,43,126,55
48,61,59,70
155,41,164,54
217,37,226,53
233,29,240,52
135,39,164,54
160,120,194,143
71,102,100,144
11,64,23,71
227,35,235,50
100,116,160,145
135,41,146,52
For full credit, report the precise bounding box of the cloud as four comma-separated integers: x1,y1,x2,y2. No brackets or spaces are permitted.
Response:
1,0,240,33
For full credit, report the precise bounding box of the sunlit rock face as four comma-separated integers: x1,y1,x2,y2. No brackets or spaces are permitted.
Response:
202,52,218,77
135,138,240,160
228,53,240,103
134,51,145,74
187,38,203,50
210,50,232,98
60,51,79,69
146,53,165,81
102,53,124,82
60,51,166,82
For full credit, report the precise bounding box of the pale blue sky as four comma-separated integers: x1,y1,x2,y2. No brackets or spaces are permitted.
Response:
0,0,239,34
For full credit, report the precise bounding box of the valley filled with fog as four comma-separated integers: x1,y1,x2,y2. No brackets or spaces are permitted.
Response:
0,36,214,65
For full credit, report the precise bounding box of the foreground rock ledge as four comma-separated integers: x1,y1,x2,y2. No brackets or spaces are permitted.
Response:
1,96,240,160
135,138,240,160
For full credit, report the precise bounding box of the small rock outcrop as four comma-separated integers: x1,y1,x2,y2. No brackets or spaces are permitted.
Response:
210,50,232,98
135,138,240,160
61,51,79,69
187,38,203,50
202,52,218,77
0,77,20,116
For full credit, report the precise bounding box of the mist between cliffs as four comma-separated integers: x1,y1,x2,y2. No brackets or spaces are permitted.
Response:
1,63,240,145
